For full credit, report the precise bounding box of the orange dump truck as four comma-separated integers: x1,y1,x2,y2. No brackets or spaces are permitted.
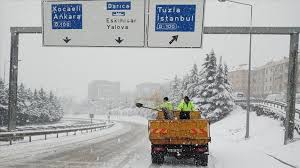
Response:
149,111,211,166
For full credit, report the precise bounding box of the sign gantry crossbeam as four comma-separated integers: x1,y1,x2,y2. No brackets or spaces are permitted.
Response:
11,26,300,35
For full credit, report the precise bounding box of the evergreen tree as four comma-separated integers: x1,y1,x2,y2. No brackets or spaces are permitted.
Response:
51,94,64,121
0,79,8,109
38,88,49,122
39,88,47,101
49,91,54,101
17,83,29,124
181,74,189,98
167,51,235,122
207,60,233,121
17,83,27,111
187,64,200,98
0,81,64,125
170,75,183,105
198,50,218,117
0,79,8,126
224,63,234,95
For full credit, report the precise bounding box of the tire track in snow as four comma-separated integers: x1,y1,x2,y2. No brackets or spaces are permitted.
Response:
266,154,298,168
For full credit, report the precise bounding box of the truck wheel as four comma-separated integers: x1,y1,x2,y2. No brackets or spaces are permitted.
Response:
194,158,201,167
152,154,164,164
195,155,208,167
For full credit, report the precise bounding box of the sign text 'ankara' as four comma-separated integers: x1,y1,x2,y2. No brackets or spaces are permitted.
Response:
52,4,82,29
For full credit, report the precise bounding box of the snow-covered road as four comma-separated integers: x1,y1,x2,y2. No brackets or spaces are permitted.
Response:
0,107,299,168
14,122,149,168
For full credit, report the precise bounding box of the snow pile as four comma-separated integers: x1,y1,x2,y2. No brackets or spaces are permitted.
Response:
211,106,300,168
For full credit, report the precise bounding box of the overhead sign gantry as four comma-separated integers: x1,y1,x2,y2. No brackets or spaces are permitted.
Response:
42,0,206,48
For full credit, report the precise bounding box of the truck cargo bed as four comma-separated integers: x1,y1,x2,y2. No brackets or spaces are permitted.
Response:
149,119,211,145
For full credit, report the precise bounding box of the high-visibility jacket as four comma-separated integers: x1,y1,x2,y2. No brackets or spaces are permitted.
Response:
159,101,173,111
176,101,196,112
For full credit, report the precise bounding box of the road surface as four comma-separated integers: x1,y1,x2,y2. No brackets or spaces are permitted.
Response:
1,110,297,168
1,122,214,168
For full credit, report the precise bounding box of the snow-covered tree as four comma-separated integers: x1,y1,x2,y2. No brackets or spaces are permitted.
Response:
0,79,8,126
170,75,183,105
224,63,234,95
181,74,190,98
197,50,218,117
17,83,30,124
0,80,64,126
0,79,8,110
47,91,64,122
207,60,234,121
187,64,200,98
221,63,235,115
167,50,235,122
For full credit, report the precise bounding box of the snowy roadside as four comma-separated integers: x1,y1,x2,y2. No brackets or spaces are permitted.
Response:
210,106,300,168
0,122,125,166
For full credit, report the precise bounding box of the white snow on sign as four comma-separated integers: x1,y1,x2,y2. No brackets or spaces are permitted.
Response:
42,0,145,47
147,0,206,48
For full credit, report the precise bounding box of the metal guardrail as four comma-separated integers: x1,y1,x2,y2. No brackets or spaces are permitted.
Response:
0,118,106,132
13,122,106,131
235,99,300,134
234,99,300,116
0,122,115,145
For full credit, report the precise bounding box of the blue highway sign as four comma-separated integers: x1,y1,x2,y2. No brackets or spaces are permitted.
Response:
51,4,82,29
155,5,196,32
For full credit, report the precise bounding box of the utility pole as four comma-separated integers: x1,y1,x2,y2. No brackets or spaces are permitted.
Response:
217,0,253,139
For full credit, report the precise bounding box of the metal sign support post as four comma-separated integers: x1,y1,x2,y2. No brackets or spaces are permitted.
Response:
7,27,42,131
284,33,299,145
7,31,19,131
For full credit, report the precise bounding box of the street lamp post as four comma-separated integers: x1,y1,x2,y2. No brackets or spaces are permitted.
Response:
218,0,253,139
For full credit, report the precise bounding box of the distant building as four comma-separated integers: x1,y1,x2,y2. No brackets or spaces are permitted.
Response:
88,80,120,113
228,64,249,96
88,80,120,100
229,57,300,98
136,82,161,100
251,66,265,98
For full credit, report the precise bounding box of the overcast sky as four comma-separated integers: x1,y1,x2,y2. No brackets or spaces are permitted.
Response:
0,0,299,99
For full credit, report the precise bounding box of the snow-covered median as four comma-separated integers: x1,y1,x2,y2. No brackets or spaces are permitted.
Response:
64,114,148,125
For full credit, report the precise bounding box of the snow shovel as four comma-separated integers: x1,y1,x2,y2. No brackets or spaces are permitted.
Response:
135,103,158,111
136,103,173,119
